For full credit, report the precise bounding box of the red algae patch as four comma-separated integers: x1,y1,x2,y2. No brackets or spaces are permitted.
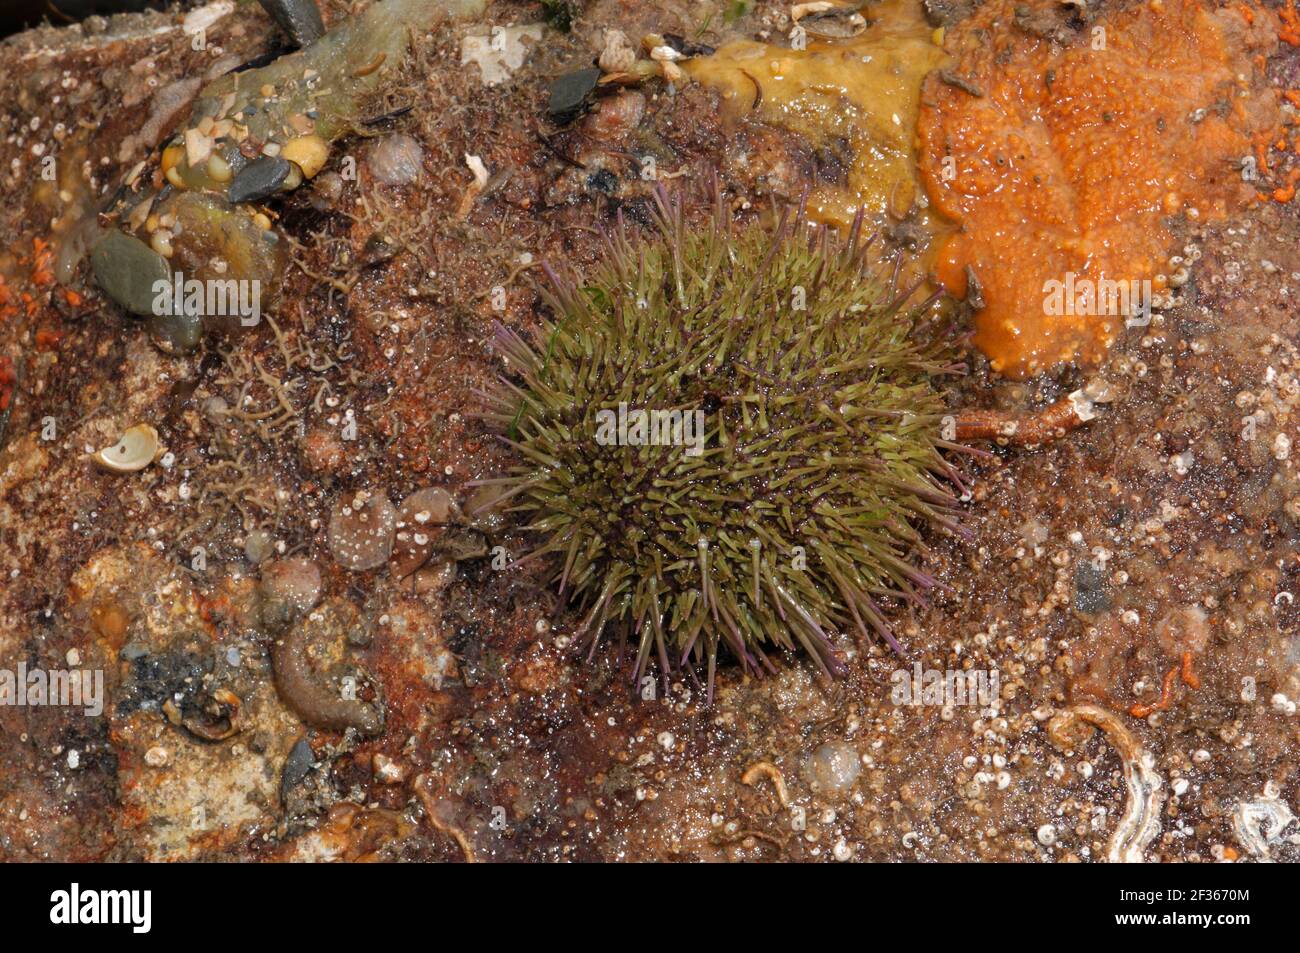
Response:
918,0,1280,378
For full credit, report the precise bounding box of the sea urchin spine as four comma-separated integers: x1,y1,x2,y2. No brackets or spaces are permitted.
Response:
479,186,965,699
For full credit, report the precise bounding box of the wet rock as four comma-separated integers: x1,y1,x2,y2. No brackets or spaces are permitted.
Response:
586,168,618,195
1156,605,1211,654
412,560,457,595
922,0,978,26
463,23,546,85
205,54,243,81
244,530,275,565
301,425,346,473
464,483,509,533
184,1,237,37
372,753,407,784
584,90,646,145
118,77,203,161
163,0,486,202
260,557,324,625
437,525,488,563
346,620,373,648
228,156,293,204
366,133,424,185
202,396,229,422
90,230,171,316
118,642,214,717
1012,1,1083,42
789,9,865,39
328,492,397,571
1019,519,1049,545
160,192,286,335
547,67,601,122
403,487,453,524
804,741,861,796
258,0,326,48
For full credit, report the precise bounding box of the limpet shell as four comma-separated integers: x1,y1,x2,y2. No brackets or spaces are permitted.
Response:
366,133,424,186
329,491,397,571
93,424,163,473
391,486,455,578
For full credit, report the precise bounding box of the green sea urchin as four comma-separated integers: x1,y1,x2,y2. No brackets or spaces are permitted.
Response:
480,187,966,697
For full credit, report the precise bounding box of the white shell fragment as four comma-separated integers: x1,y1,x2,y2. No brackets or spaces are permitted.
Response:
92,424,163,473
649,45,683,63
460,24,545,86
182,0,236,36
1047,704,1164,862
456,154,490,218
464,153,489,190
1233,795,1297,862
598,29,637,74
1067,388,1097,423
791,1,837,20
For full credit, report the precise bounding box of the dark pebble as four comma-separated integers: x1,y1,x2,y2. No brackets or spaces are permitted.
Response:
148,309,204,355
662,33,715,57
1075,587,1110,614
257,0,326,48
90,230,171,317
280,738,315,801
228,156,291,204
1073,561,1111,613
547,67,601,122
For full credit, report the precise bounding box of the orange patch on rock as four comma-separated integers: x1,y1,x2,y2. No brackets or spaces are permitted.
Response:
0,355,15,412
918,0,1280,377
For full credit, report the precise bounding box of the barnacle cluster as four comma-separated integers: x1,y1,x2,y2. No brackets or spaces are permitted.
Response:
483,189,966,695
